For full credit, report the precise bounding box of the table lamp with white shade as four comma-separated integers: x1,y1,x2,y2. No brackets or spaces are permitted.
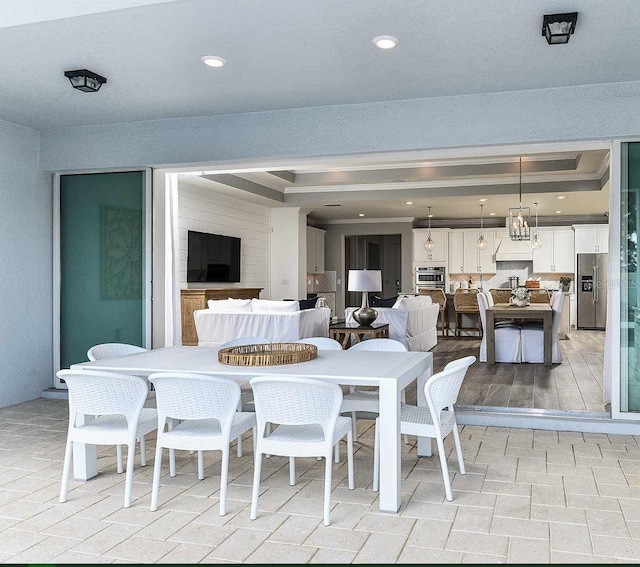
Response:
348,269,382,326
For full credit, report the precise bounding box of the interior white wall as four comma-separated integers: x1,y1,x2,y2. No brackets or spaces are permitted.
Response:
270,208,307,300
40,80,640,172
322,222,414,316
177,179,270,297
0,119,52,408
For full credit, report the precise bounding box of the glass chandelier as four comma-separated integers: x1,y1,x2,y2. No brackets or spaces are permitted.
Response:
477,204,487,250
531,201,542,249
509,157,531,241
424,206,435,252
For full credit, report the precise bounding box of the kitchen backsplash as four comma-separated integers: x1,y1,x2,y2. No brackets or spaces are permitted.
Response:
449,261,573,292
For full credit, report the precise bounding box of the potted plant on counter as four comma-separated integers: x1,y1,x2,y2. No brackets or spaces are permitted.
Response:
511,285,531,307
559,276,572,292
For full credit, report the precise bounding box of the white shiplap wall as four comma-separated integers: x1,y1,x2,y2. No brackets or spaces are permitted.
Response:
178,181,270,297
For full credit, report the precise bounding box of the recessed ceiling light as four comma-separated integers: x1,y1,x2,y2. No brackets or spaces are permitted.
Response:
489,212,496,216
406,201,413,205
372,35,398,49
555,210,562,214
358,213,365,217
479,198,488,202
557,195,566,199
323,203,341,207
201,55,226,68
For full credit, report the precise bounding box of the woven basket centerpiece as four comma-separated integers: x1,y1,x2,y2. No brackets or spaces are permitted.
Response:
218,342,318,366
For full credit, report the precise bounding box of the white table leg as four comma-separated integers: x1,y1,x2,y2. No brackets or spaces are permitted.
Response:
72,414,98,480
416,361,434,457
377,380,402,513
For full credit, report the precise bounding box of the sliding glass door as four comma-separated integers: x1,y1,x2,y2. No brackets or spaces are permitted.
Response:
621,143,640,412
56,171,150,385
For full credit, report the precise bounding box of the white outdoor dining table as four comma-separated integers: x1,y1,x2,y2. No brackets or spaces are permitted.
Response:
71,346,433,513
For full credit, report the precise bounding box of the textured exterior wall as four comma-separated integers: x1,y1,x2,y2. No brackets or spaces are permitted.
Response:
0,119,52,407
40,80,640,172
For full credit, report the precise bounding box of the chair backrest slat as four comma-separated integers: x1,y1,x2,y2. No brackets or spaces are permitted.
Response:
250,376,342,438
426,356,476,418
87,343,147,361
149,373,240,422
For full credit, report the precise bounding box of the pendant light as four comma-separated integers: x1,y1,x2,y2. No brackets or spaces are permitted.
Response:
509,157,531,241
424,206,435,252
477,204,487,250
531,201,543,249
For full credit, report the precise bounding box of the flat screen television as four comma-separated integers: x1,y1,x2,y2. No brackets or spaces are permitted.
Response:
187,230,241,283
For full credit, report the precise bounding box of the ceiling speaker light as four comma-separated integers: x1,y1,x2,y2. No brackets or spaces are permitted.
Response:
201,55,227,67
372,35,398,49
64,69,107,92
542,12,578,44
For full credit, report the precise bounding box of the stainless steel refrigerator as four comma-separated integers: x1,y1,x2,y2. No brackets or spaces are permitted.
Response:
577,253,607,330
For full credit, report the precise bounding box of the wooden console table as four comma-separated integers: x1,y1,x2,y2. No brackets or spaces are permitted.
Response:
180,288,263,345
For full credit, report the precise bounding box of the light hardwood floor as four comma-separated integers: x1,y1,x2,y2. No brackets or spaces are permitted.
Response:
431,330,606,413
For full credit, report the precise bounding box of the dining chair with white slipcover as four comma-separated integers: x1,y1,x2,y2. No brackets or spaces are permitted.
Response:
477,292,522,363
373,356,475,501
57,369,158,508
249,375,354,526
520,291,564,364
148,372,256,516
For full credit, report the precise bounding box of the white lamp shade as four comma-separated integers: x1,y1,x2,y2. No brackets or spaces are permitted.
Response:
348,269,382,292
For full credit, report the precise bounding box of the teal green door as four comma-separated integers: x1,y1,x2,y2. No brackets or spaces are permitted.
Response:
59,172,148,373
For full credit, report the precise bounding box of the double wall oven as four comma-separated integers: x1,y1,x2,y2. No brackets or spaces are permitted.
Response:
415,266,446,294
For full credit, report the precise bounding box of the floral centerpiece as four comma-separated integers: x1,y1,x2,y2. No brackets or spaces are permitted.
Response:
511,285,530,307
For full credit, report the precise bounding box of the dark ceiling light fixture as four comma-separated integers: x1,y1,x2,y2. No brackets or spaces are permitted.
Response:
64,69,107,92
542,12,578,44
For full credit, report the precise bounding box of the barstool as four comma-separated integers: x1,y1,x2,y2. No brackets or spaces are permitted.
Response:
453,289,482,338
418,288,449,337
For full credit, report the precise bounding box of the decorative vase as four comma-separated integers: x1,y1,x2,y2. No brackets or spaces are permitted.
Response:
513,297,528,307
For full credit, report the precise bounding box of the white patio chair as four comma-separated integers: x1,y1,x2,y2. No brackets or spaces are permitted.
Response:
249,375,354,526
148,373,256,516
520,291,564,364
294,337,343,350
87,343,148,361
57,369,158,508
219,337,271,348
86,342,151,472
373,356,476,501
478,292,522,363
219,337,269,455
341,338,409,445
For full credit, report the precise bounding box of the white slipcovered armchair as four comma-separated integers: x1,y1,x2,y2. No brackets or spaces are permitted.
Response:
345,295,439,351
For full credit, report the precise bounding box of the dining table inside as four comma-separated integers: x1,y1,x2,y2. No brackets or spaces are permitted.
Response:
70,345,433,514
486,303,553,366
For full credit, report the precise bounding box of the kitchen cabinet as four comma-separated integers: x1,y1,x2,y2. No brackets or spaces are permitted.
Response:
306,226,325,273
574,225,609,254
412,228,448,264
449,230,495,274
448,231,465,273
532,228,574,273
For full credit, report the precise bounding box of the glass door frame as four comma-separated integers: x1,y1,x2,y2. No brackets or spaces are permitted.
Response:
52,168,153,389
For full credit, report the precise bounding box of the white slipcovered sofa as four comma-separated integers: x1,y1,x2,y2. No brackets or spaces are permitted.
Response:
194,298,331,346
345,295,439,351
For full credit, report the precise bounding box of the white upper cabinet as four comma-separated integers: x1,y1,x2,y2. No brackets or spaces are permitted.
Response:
552,229,575,273
306,226,325,273
412,229,448,264
447,230,496,274
532,228,575,273
574,225,609,254
448,231,465,273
